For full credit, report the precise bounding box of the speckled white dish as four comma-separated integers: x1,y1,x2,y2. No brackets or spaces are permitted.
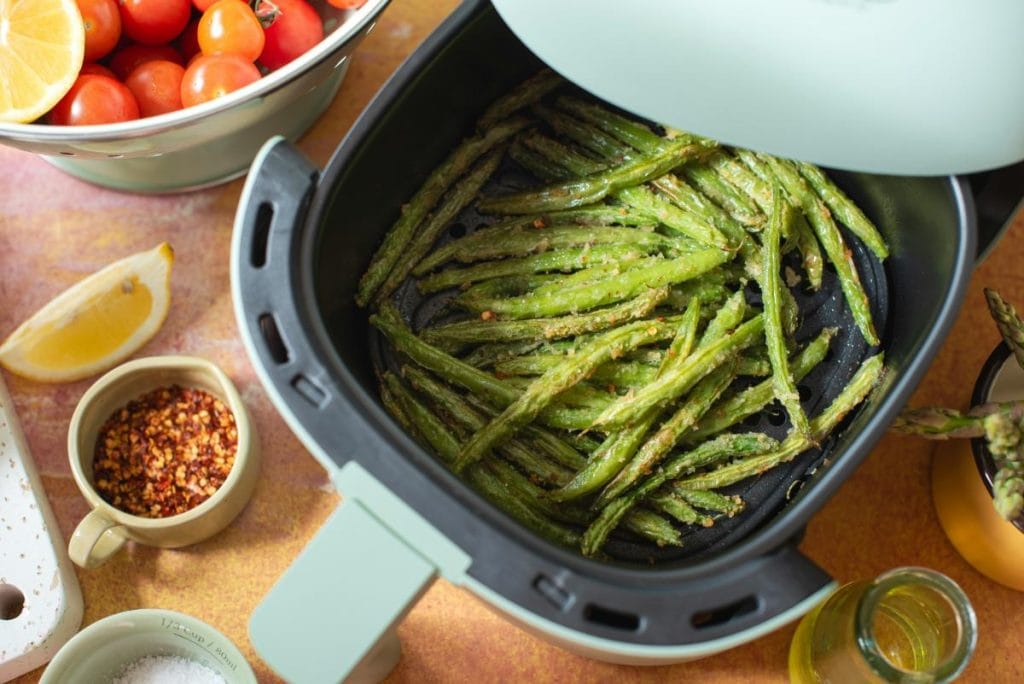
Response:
0,372,83,681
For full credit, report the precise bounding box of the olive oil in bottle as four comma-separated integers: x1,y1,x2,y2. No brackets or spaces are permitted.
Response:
789,567,976,683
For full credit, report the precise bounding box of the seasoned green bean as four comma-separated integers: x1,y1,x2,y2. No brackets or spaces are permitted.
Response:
796,161,889,261
477,68,563,130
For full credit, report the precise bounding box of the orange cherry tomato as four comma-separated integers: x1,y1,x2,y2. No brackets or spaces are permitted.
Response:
125,60,186,117
180,53,261,107
77,0,121,62
198,0,265,63
325,0,368,8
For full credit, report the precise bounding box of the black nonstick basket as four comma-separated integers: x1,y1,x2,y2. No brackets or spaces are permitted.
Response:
231,1,988,680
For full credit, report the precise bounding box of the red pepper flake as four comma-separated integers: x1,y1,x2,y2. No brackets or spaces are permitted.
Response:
532,218,546,229
92,385,238,518
481,310,496,321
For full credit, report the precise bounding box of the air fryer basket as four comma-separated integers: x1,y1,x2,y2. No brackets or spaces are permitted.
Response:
234,0,975,657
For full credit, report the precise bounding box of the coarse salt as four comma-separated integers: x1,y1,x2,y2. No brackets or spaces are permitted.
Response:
112,655,226,684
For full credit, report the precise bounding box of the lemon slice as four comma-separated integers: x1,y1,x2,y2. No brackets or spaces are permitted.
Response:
0,243,174,382
0,0,85,123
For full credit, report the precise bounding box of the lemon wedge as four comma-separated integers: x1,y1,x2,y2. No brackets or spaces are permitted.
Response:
0,243,174,382
0,0,85,123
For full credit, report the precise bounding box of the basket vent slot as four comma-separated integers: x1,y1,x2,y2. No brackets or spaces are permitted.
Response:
532,575,573,612
582,603,641,632
690,595,759,630
291,374,328,409
258,313,290,365
251,201,273,268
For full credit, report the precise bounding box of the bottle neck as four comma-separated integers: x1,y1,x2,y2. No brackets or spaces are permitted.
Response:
854,567,977,683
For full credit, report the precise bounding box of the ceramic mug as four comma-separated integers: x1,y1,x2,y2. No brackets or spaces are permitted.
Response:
931,342,1024,590
67,356,260,569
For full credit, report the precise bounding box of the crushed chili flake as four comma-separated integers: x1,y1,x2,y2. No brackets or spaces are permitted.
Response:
92,385,238,518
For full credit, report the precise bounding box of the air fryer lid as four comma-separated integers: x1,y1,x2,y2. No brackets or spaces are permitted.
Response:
490,0,1024,176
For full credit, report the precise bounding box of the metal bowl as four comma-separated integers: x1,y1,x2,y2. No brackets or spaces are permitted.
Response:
0,0,390,193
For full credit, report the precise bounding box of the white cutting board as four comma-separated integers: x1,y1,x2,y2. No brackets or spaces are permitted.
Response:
0,372,83,681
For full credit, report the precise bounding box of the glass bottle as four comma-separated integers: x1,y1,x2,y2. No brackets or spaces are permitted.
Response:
789,567,977,683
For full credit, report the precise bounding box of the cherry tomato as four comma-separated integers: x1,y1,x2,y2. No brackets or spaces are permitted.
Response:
48,74,140,125
259,0,322,71
325,0,368,8
79,63,118,79
180,53,261,107
78,0,121,62
117,0,191,45
198,0,265,62
108,44,184,80
192,0,217,10
176,18,202,62
125,60,185,117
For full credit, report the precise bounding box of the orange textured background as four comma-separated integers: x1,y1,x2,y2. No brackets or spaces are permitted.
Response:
4,1,1024,681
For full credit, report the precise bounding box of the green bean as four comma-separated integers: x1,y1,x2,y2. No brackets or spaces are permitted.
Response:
555,95,672,153
682,163,765,228
532,104,634,161
426,287,669,346
593,314,765,430
415,225,684,276
466,465,582,548
520,130,606,175
796,161,889,261
675,354,885,490
757,154,878,345
706,149,773,214
762,183,811,439
581,433,778,556
460,340,546,368
685,327,836,443
736,355,772,378
496,356,657,389
621,509,683,547
477,68,564,130
597,361,737,505
651,173,750,252
460,251,728,319
478,139,708,215
379,375,421,442
357,115,531,306
668,486,745,516
508,141,572,181
698,289,747,349
417,243,653,294
648,492,710,526
376,148,505,301
384,373,462,465
657,297,701,379
452,317,684,471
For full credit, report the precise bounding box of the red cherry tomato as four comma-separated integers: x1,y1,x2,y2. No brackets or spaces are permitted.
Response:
78,0,121,62
198,0,265,62
192,0,217,10
180,53,261,107
117,0,191,45
108,43,184,80
79,63,118,79
176,18,202,62
258,0,322,71
48,74,140,125
125,60,185,117
325,0,367,8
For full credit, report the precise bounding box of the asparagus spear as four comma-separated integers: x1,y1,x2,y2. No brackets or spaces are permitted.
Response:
984,288,1024,371
452,316,684,471
356,115,531,306
890,401,1024,439
458,251,728,319
591,315,766,430
676,354,884,490
477,68,563,130
417,243,654,294
993,464,1024,521
478,139,708,214
762,183,812,439
422,287,669,346
796,161,889,261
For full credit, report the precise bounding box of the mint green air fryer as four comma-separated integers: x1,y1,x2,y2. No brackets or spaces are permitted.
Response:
232,1,1024,681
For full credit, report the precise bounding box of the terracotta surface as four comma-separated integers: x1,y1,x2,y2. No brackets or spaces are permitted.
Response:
4,1,1024,681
